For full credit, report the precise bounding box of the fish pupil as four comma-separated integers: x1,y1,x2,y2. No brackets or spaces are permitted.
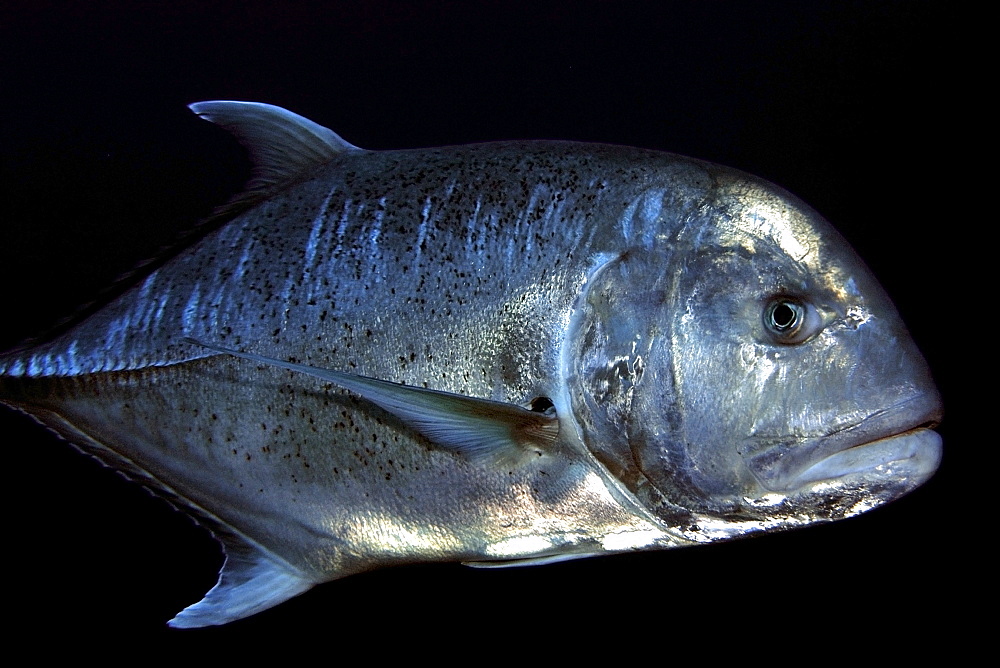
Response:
772,303,797,329
768,300,802,333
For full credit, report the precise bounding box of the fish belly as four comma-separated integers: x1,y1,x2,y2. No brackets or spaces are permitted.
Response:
2,355,651,582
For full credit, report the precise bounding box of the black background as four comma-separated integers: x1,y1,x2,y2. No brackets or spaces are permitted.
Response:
1,0,966,651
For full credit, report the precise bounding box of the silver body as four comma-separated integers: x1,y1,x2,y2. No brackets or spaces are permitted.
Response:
0,103,942,627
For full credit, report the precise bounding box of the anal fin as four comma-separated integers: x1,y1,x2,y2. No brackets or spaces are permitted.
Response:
3,399,315,628
169,529,313,628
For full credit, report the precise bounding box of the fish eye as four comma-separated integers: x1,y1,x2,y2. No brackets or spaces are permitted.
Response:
763,297,821,344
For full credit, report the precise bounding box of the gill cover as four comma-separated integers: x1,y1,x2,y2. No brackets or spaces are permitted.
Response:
567,244,695,525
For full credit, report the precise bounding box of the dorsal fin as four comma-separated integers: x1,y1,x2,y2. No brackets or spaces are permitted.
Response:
189,100,363,211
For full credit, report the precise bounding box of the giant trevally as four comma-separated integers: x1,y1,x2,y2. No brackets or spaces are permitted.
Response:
0,101,942,627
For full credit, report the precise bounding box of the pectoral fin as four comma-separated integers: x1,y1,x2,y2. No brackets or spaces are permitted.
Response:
186,339,559,463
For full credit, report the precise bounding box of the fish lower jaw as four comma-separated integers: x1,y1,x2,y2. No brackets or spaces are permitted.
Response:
679,428,943,542
787,427,943,493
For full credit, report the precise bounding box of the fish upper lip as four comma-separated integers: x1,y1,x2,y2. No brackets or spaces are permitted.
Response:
744,394,943,493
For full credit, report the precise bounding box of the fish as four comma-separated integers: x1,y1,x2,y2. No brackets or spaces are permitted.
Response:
0,101,943,628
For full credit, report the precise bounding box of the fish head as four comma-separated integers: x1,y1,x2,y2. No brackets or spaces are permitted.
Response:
569,169,942,540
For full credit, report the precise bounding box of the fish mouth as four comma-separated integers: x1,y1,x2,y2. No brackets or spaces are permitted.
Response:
788,425,942,490
744,394,943,494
